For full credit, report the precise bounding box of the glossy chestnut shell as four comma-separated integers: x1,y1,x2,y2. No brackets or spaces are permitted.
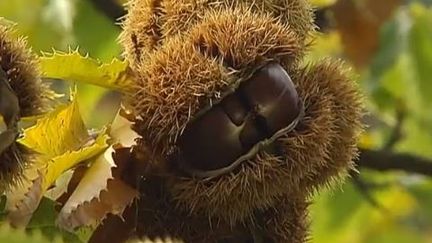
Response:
177,62,303,178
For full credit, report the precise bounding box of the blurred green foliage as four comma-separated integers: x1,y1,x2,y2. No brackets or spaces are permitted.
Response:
308,2,432,243
1,0,432,242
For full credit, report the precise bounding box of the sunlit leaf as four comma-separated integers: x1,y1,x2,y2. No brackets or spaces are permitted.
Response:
0,0,68,51
306,31,343,63
42,133,109,192
7,176,44,228
8,94,109,227
45,171,74,201
40,51,133,92
366,4,432,157
18,93,88,156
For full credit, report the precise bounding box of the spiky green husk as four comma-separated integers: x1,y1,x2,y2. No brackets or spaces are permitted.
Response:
0,25,48,191
120,0,313,69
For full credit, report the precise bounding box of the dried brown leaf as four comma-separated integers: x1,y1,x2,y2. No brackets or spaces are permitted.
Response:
56,178,138,231
56,108,140,228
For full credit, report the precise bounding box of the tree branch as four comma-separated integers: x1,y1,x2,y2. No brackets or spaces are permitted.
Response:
357,149,432,177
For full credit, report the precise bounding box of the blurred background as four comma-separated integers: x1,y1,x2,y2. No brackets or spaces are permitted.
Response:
1,0,432,242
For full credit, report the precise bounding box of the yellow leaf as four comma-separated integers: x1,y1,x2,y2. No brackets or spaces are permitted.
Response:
18,95,88,156
8,131,109,228
57,178,138,231
40,50,133,92
310,0,336,7
42,133,109,191
8,95,109,227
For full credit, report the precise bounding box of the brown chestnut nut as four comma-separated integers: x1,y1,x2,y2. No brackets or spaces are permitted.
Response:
177,62,303,177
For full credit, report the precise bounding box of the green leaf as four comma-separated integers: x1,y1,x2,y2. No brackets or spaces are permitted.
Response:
27,198,58,229
28,227,82,243
369,4,432,113
27,198,82,243
40,51,133,92
42,132,109,192
75,227,93,243
0,224,59,243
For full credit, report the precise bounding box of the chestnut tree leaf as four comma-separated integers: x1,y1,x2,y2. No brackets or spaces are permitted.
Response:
56,179,138,231
17,92,88,156
40,50,132,92
56,109,140,230
7,94,109,227
58,147,116,220
8,133,109,228
41,133,109,192
26,197,83,243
